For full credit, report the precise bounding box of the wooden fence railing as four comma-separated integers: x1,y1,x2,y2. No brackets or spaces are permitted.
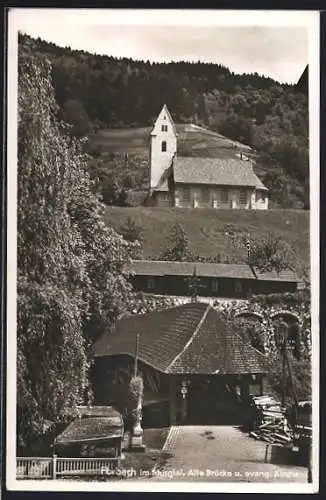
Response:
17,455,121,479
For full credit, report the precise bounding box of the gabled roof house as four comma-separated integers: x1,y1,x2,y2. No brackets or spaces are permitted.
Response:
93,302,269,425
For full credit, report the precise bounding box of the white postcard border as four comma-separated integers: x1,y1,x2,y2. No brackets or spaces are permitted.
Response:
6,8,320,493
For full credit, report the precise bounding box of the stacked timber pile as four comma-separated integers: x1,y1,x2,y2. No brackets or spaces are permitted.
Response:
248,395,293,446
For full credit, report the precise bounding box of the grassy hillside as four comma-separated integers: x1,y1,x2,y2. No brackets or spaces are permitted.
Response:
104,207,309,268
90,126,151,156
90,123,255,159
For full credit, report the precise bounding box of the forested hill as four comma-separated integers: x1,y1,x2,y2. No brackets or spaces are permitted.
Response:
20,32,285,127
20,33,309,209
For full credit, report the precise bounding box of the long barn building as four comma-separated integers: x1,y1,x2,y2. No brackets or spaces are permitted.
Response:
125,260,303,301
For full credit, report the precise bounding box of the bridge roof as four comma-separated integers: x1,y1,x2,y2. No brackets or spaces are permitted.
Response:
94,302,269,375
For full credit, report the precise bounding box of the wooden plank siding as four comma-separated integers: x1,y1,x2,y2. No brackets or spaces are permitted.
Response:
130,275,298,299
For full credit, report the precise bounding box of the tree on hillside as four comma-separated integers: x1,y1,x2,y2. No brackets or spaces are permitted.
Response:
62,98,93,138
227,231,299,274
160,223,194,262
100,174,129,206
246,233,298,273
118,218,144,259
119,217,144,244
17,37,137,451
218,112,254,145
261,169,297,209
87,154,148,207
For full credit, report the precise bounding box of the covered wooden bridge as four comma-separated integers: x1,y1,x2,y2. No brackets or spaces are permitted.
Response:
93,302,270,427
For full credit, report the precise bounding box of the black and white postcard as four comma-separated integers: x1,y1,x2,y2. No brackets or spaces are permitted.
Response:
6,8,319,493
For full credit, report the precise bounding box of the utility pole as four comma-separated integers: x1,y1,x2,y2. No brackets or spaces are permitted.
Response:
246,237,257,279
130,333,145,451
280,322,299,408
307,443,312,483
279,322,289,407
279,323,312,483
246,239,251,267
134,333,140,377
191,264,197,303
188,264,199,303
282,329,287,407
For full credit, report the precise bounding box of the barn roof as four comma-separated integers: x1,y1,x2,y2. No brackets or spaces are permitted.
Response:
173,156,267,190
125,260,300,283
125,260,254,279
255,269,300,283
94,302,269,375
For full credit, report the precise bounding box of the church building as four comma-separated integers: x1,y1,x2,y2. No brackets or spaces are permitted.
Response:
148,105,268,210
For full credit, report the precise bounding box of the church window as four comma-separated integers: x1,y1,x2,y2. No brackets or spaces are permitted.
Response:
202,187,209,203
240,189,247,204
212,280,219,292
147,278,155,290
221,189,228,203
161,141,167,152
161,125,168,132
182,187,190,202
235,282,242,295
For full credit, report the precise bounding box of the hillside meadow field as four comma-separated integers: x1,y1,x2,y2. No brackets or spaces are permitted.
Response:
90,123,255,159
104,207,310,268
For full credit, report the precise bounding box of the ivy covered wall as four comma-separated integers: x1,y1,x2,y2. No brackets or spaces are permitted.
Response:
213,290,312,403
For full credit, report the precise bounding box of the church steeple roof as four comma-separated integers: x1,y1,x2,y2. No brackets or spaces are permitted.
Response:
150,104,177,136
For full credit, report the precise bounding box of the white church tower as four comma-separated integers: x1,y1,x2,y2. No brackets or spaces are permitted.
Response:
149,105,177,193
